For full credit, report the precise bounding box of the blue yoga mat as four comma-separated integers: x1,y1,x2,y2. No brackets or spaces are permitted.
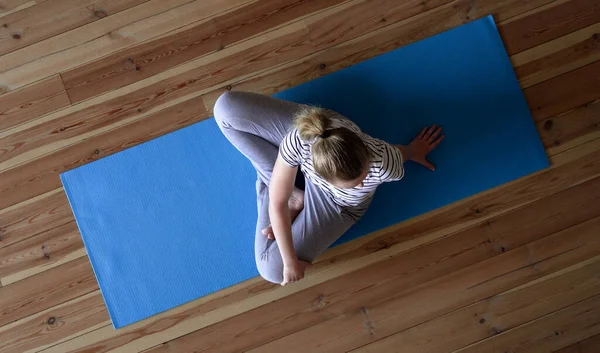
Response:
61,16,549,328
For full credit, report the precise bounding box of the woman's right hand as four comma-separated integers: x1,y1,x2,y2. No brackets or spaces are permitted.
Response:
281,259,312,286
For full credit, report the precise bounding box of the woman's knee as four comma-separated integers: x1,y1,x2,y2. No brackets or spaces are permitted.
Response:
256,254,283,284
213,91,247,128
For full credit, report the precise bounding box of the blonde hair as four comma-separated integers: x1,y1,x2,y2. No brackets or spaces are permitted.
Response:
295,106,369,182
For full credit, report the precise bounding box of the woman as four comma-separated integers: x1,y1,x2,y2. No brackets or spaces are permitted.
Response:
214,91,443,286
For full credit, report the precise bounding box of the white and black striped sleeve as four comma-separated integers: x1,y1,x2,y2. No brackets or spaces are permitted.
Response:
379,142,405,182
279,129,302,167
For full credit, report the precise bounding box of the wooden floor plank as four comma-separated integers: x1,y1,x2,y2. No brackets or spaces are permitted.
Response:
498,0,600,55
349,252,600,353
537,99,600,149
553,332,600,353
0,188,72,249
0,138,597,352
61,0,346,104
204,1,599,113
0,256,97,327
513,22,600,89
0,221,84,286
0,0,150,57
0,0,47,19
0,137,595,351
0,75,70,132
37,164,600,351
524,60,600,121
258,255,600,353
0,21,310,173
453,294,600,353
0,0,251,94
0,95,207,210
0,291,108,353
240,184,600,353
146,211,600,353
305,0,452,50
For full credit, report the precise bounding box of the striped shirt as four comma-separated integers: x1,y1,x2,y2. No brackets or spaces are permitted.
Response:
279,111,404,220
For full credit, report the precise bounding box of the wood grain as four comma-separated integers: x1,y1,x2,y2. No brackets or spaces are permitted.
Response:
41,168,600,353
0,0,149,57
0,291,108,353
498,0,600,55
0,76,70,132
454,294,600,353
0,23,310,173
0,188,73,249
0,221,84,286
553,333,600,353
260,255,600,353
148,212,600,353
205,0,591,111
62,0,345,103
524,59,600,121
306,0,452,49
0,0,252,93
241,181,600,353
0,0,47,19
537,99,600,149
513,22,600,88
5,142,598,353
0,95,208,210
350,256,600,353
0,256,96,327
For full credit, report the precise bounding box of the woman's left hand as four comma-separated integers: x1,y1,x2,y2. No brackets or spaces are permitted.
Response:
408,125,444,171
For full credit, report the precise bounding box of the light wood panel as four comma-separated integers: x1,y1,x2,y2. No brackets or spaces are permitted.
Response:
0,0,48,19
0,75,70,132
0,0,149,57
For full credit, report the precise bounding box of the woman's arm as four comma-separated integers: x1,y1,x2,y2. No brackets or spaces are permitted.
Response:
269,154,310,285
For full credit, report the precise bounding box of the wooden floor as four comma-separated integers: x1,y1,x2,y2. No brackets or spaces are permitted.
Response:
1,0,600,352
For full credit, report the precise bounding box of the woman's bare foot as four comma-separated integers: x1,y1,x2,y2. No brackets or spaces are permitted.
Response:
262,187,305,239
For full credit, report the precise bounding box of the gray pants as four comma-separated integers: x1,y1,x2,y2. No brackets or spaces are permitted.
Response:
214,92,366,283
